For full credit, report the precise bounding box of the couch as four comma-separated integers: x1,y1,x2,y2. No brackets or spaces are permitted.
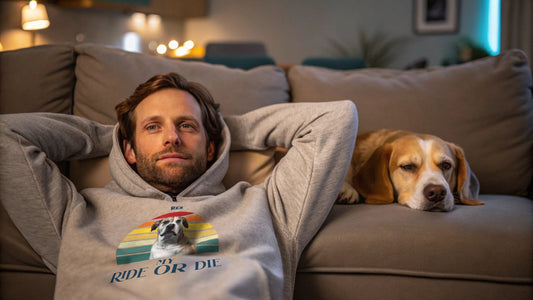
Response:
1,44,532,299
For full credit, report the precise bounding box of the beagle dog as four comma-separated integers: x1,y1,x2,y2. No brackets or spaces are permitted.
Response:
337,129,483,211
150,216,196,259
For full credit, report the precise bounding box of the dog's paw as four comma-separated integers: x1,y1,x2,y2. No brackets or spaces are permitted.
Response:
336,182,360,204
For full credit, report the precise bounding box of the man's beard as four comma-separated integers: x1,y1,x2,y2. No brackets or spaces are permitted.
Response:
134,146,208,194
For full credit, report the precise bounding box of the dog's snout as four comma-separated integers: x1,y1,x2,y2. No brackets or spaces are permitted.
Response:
424,184,447,202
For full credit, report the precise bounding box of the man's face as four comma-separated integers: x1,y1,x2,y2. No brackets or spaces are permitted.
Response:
123,88,215,194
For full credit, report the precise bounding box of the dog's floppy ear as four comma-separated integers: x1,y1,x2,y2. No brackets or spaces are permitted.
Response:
151,219,163,232
353,144,395,204
180,217,189,228
450,143,483,206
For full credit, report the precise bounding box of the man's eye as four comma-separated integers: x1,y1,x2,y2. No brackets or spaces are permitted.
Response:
179,123,195,130
146,124,159,131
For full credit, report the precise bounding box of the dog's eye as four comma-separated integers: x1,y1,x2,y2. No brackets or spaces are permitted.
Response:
400,164,416,172
440,162,452,171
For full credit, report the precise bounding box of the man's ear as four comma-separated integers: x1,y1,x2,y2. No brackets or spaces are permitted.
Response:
123,140,137,164
207,141,215,162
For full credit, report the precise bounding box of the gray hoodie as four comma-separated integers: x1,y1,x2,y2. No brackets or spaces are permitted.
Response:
0,101,357,299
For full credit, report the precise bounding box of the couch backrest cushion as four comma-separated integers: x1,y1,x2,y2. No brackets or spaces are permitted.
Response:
0,44,75,114
73,44,290,124
289,50,533,196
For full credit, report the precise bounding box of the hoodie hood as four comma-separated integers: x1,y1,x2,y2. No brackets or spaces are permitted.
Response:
108,114,230,199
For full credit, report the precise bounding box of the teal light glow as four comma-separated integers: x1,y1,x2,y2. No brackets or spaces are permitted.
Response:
487,0,500,55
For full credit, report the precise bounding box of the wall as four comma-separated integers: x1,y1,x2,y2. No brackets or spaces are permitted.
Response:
1,0,494,69
184,0,493,68
0,1,184,53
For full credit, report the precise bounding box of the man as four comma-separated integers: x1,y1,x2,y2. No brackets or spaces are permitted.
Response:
115,73,223,197
0,73,357,299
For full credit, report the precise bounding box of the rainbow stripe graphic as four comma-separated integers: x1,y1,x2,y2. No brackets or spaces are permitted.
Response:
116,211,219,265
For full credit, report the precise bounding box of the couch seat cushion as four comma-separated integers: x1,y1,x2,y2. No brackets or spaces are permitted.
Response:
299,195,533,285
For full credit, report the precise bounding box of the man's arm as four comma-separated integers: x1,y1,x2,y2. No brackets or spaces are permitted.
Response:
225,100,358,251
0,113,113,272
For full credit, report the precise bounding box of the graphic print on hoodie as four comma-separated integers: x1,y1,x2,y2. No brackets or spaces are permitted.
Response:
116,210,219,265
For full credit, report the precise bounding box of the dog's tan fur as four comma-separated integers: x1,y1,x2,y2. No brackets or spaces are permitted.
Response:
337,129,483,211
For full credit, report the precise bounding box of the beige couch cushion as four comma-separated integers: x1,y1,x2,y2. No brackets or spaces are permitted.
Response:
297,195,533,299
70,44,290,190
73,44,289,124
0,44,75,114
288,50,533,196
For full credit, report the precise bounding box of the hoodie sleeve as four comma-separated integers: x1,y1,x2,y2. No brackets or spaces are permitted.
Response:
0,113,114,272
224,100,358,254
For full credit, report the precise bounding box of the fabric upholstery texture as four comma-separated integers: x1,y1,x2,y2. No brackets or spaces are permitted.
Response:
289,50,533,197
73,44,290,124
299,196,533,283
294,273,532,299
0,203,56,300
0,44,75,114
296,195,533,299
203,56,276,70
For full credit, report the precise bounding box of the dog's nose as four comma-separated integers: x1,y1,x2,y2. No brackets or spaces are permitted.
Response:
424,184,447,202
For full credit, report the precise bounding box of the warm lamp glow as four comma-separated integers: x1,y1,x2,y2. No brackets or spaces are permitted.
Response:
131,12,146,30
168,40,179,50
153,39,203,58
147,14,161,30
183,40,194,50
156,44,167,55
22,0,50,31
175,46,190,57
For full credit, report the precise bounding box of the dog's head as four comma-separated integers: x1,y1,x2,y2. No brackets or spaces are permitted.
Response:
151,217,189,240
354,133,482,211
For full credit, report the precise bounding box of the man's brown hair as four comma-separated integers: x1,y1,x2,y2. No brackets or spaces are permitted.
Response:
115,73,222,155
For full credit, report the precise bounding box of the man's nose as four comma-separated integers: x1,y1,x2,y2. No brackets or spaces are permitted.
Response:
164,127,181,146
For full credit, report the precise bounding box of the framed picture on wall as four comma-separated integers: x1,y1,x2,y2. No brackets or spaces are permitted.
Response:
414,0,459,34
